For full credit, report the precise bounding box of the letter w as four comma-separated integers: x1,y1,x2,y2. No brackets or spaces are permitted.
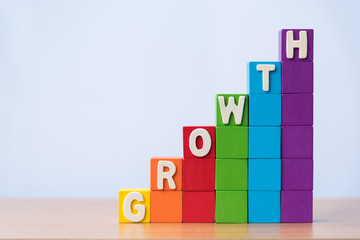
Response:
218,96,245,125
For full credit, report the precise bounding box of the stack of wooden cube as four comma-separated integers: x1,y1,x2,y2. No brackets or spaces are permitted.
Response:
280,29,314,223
118,28,314,224
247,60,282,223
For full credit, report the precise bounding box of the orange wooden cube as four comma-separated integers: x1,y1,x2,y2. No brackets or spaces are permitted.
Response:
150,157,182,191
150,191,182,222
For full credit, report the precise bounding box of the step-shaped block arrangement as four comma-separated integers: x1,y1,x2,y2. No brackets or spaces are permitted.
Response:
118,28,314,223
280,29,314,223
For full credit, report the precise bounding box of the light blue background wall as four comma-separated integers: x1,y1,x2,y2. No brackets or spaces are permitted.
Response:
1,0,359,198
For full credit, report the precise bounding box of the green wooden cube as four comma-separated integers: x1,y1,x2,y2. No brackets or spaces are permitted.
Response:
216,94,249,126
215,191,247,223
216,126,248,158
216,159,248,190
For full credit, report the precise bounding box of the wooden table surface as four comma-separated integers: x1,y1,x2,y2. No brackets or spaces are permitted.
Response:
0,199,359,239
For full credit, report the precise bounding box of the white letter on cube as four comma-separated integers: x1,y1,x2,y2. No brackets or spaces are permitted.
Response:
256,64,276,92
286,30,308,59
218,96,245,125
157,161,176,190
123,192,146,222
189,128,212,157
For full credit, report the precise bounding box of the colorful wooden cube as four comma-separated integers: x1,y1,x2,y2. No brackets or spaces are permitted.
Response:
215,191,247,223
281,191,313,223
183,158,215,191
119,188,150,223
282,94,313,126
183,191,215,223
281,126,313,159
150,157,182,191
282,159,313,190
279,29,314,62
248,62,281,94
183,126,215,159
248,191,280,223
216,94,249,126
216,126,248,158
248,159,281,191
215,159,247,190
281,61,313,94
150,190,182,223
249,127,281,159
249,94,282,126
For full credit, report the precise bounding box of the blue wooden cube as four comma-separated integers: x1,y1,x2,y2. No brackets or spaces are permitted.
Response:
248,61,281,94
249,127,281,159
248,191,280,223
248,159,281,191
249,94,281,126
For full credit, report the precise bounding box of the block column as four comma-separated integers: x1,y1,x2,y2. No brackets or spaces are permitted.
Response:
150,157,183,222
280,29,314,223
182,126,216,222
247,61,282,223
215,94,248,223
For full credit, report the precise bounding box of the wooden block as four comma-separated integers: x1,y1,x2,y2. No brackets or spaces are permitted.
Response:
248,191,280,223
183,158,215,191
282,94,313,126
281,126,313,159
282,159,313,190
150,190,182,223
281,61,313,94
150,157,182,191
279,29,314,62
249,94,282,126
249,127,281,159
215,159,247,190
216,94,249,126
248,62,281,94
248,159,281,191
183,126,215,159
183,191,215,223
215,191,247,223
281,190,313,223
119,188,150,223
215,126,248,159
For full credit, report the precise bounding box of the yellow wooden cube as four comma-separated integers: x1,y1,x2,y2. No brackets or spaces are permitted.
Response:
119,188,150,223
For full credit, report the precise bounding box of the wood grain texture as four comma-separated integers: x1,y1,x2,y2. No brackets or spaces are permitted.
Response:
1,198,360,239
182,158,215,191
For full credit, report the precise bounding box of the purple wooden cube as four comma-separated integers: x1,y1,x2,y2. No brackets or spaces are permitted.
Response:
282,126,313,158
281,191,313,223
282,61,313,94
282,159,313,190
279,29,314,62
282,94,313,126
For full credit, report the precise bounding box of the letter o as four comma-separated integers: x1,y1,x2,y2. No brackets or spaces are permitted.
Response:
189,128,212,157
